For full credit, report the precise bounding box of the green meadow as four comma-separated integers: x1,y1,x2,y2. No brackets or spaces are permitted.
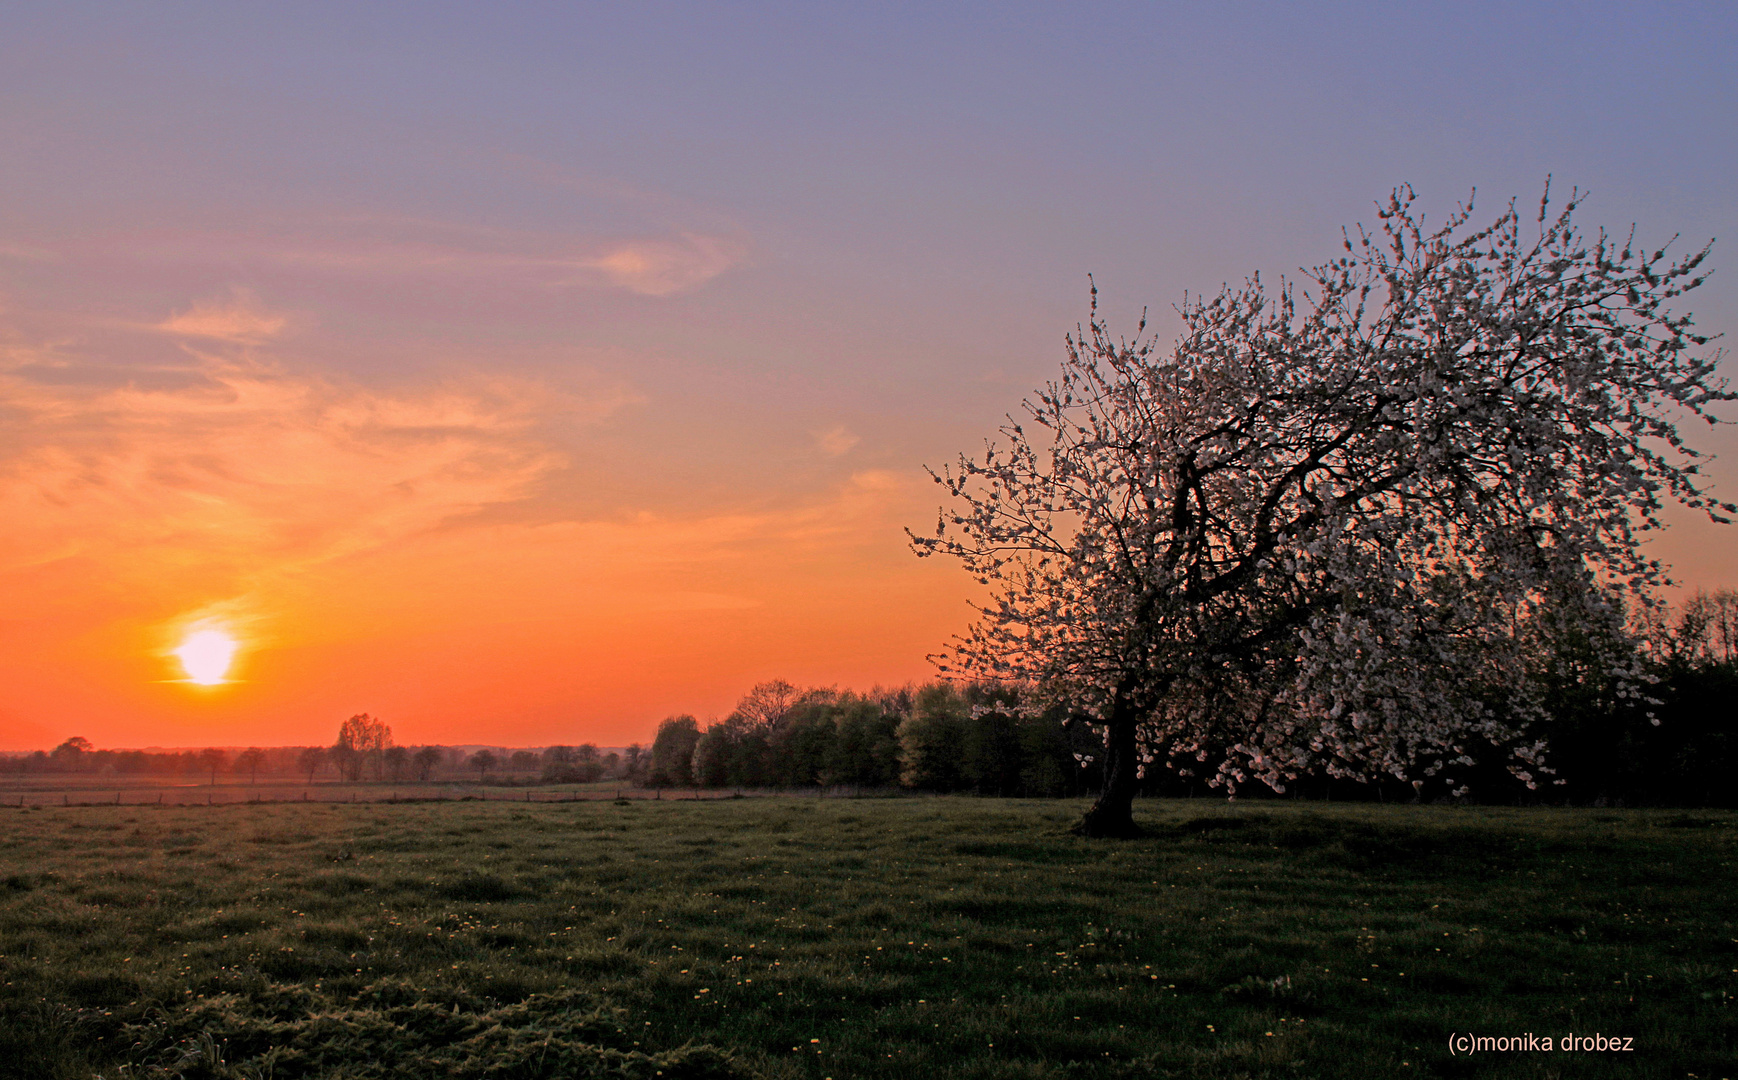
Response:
0,797,1732,1079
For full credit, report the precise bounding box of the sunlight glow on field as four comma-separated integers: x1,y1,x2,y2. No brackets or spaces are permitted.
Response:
174,628,238,685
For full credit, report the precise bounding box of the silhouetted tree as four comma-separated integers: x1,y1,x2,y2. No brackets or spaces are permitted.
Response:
297,746,326,784
575,743,603,782
825,693,901,787
648,716,701,787
236,747,264,784
199,748,227,785
735,680,799,727
768,691,835,787
1674,589,1738,666
541,745,577,782
413,745,442,781
693,724,729,788
51,737,92,772
962,686,1026,796
897,684,969,791
384,745,410,783
333,713,392,781
696,715,769,788
471,750,498,782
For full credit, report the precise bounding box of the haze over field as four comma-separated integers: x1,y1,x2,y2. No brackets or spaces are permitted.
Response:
3,2,1734,751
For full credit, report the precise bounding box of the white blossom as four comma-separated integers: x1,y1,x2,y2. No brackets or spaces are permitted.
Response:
912,183,1732,834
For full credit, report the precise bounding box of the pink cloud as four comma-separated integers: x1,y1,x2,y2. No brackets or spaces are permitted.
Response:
580,233,748,296
154,290,287,343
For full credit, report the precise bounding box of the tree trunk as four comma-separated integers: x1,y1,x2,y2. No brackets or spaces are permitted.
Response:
1074,709,1143,838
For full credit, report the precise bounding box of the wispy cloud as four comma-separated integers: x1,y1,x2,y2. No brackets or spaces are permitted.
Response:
52,219,752,299
0,305,638,615
848,469,904,492
2,367,556,577
814,424,860,456
581,233,747,296
153,289,287,343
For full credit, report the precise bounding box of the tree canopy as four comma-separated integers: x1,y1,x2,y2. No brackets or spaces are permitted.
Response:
914,183,1733,836
332,713,393,782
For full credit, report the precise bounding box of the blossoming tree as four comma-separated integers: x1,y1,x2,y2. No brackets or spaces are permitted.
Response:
913,184,1732,836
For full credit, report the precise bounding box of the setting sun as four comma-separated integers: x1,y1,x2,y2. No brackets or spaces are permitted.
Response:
174,629,239,685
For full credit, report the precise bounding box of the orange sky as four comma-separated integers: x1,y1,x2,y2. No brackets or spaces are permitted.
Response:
0,298,976,747
2,278,1729,752
3,6,1734,752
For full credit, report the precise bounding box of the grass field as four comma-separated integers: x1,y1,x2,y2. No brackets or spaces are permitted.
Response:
0,797,1733,1079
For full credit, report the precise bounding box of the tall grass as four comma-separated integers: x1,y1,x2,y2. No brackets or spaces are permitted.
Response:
0,798,1732,1078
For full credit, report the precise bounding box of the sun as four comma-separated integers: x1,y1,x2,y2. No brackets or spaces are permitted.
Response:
174,628,239,685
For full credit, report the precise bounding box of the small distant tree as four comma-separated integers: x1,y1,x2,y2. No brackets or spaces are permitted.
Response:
765,698,830,787
541,745,577,782
51,737,92,772
575,744,603,782
509,749,539,776
623,743,646,781
896,684,969,791
471,749,498,782
413,745,442,781
383,745,410,783
333,713,393,782
1675,589,1738,666
734,680,799,728
199,748,227,786
297,746,326,784
693,720,739,788
328,743,358,782
824,693,901,787
236,747,264,785
647,716,701,787
915,184,1733,835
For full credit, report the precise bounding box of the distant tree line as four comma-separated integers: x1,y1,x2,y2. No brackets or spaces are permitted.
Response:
1,740,313,781
7,591,1732,804
640,680,1101,797
638,591,1736,807
3,716,636,788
